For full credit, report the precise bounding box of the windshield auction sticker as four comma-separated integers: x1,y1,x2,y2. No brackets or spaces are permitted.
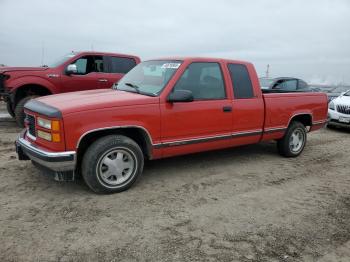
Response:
161,63,181,69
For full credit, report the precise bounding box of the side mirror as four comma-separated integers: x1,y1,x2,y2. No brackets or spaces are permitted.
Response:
167,90,193,103
66,64,77,75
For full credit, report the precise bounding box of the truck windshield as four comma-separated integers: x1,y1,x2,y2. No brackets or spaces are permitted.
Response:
115,60,182,96
47,53,76,67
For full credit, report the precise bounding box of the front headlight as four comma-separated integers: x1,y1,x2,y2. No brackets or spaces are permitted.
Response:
36,117,61,142
37,129,61,142
37,130,52,141
37,117,52,129
329,101,335,110
37,117,60,131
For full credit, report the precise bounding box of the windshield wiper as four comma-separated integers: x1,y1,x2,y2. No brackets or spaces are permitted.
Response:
115,82,157,97
125,82,141,93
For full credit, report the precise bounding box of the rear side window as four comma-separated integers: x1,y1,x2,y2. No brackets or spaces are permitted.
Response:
274,79,297,91
298,80,308,89
107,57,137,74
227,64,254,99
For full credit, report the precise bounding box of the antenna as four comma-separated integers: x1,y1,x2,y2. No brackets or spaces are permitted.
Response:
265,64,270,78
41,41,45,66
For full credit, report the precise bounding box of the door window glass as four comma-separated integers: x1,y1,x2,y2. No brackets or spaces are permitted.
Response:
274,79,298,91
173,62,226,100
298,80,308,89
72,56,104,75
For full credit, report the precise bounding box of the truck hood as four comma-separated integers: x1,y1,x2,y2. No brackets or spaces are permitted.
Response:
34,89,159,115
0,66,49,73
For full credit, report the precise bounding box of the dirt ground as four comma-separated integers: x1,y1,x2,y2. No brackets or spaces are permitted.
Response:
0,101,350,262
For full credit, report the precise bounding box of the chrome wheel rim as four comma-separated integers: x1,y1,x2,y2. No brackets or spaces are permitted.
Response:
289,128,305,153
97,148,136,186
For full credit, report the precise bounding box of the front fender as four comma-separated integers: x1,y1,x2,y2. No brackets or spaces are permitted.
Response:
8,76,59,94
62,105,161,152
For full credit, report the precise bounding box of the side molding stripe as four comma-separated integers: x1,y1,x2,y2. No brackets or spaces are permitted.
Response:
155,130,263,149
263,127,287,134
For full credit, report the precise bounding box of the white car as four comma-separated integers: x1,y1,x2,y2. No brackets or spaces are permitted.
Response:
328,90,350,128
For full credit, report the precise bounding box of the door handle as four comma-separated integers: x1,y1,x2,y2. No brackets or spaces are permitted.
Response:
223,106,232,112
98,79,108,82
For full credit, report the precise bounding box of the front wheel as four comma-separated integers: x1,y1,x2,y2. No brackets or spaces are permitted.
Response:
82,135,144,194
277,121,307,157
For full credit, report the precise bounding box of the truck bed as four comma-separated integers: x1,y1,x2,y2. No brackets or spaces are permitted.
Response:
262,91,328,140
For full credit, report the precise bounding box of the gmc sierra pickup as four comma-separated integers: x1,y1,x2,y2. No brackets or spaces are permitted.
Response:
0,51,140,126
16,57,328,194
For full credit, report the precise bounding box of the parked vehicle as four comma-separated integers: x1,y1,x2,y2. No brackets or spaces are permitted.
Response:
324,86,350,102
16,57,328,193
0,51,141,126
259,77,310,92
258,77,274,89
327,89,350,128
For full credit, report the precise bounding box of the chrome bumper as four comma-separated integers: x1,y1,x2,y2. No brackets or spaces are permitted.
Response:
16,130,76,172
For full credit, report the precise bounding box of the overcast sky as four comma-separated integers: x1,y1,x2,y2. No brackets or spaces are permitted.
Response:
0,0,349,84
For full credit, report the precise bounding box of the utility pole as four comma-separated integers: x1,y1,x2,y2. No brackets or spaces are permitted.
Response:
265,64,270,78
41,41,45,66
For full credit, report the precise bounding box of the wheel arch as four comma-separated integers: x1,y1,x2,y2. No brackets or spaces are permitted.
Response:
76,126,154,171
13,84,53,106
288,113,313,128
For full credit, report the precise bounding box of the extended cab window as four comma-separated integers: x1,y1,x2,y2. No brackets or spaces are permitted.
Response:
107,57,137,74
73,56,104,75
173,62,226,100
228,64,254,99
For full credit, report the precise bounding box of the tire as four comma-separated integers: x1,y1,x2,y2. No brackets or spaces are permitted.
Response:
14,95,39,127
82,135,144,194
277,121,307,157
6,101,15,117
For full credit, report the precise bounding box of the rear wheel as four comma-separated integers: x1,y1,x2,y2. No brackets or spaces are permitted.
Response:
277,121,307,157
82,135,144,194
14,95,39,127
6,101,15,117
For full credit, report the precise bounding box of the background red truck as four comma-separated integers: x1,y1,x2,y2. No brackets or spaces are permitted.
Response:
0,51,140,126
16,57,328,194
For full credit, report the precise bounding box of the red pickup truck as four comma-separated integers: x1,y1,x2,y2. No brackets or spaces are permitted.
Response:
0,51,140,126
16,57,328,194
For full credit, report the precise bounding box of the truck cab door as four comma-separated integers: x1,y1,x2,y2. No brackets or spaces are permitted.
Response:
160,62,233,157
227,63,264,146
61,55,105,92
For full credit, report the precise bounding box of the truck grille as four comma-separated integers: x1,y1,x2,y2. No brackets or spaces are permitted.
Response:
26,114,36,137
336,104,350,115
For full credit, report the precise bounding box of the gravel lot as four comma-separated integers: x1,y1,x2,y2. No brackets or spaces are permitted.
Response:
0,101,350,262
